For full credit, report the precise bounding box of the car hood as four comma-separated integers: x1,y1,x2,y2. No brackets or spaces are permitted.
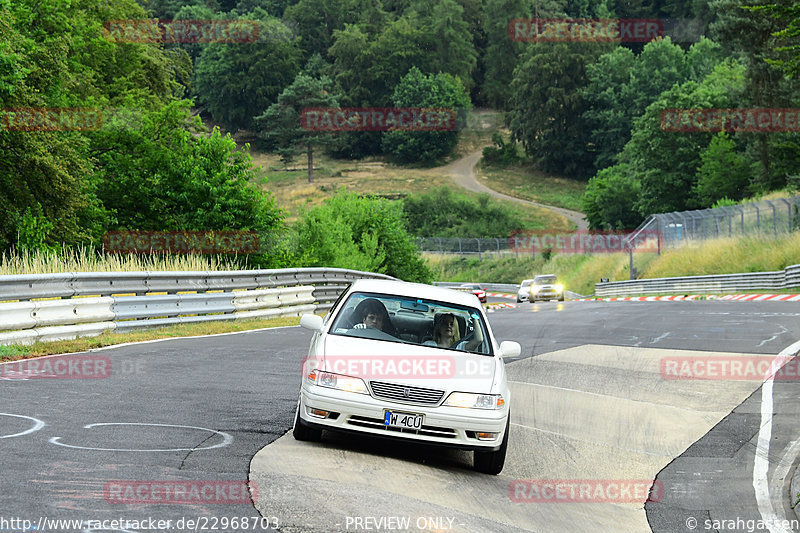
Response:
315,334,498,394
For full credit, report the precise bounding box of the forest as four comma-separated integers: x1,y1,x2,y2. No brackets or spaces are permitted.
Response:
1,0,798,280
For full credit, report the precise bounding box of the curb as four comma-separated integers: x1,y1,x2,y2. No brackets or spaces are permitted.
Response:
793,462,800,523
574,294,800,302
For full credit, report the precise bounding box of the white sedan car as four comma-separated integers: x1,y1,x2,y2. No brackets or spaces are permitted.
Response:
294,279,521,474
517,279,534,302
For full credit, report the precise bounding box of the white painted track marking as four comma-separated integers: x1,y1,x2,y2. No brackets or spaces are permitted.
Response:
49,422,233,452
0,413,45,439
753,340,800,533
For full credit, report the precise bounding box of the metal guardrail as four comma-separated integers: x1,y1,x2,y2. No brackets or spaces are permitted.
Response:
0,268,394,345
595,264,800,297
433,282,520,293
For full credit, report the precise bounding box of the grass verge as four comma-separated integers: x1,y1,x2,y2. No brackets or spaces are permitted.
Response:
0,316,301,360
475,162,587,212
428,232,800,296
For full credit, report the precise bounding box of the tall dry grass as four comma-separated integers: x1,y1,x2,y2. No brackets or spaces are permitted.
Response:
642,233,800,279
0,246,242,275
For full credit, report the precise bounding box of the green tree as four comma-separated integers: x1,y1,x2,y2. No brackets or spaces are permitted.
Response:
693,133,752,206
409,0,478,90
711,0,800,191
509,41,611,179
581,164,642,230
482,0,529,109
0,0,185,250
255,72,341,183
91,101,285,242
581,46,637,170
283,0,365,58
381,67,471,164
756,2,800,78
296,190,431,282
582,37,723,171
626,60,747,215
194,9,303,130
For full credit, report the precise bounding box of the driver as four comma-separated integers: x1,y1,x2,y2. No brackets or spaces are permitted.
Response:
351,298,398,337
424,312,483,351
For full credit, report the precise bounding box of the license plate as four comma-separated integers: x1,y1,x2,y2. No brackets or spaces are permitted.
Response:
384,411,423,430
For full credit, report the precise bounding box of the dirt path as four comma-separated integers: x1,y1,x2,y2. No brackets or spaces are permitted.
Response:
439,149,589,230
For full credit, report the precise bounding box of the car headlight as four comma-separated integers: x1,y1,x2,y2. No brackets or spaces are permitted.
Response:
443,392,505,410
555,284,564,293
307,369,368,394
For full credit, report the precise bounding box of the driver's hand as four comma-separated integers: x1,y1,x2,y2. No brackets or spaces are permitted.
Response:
353,323,367,329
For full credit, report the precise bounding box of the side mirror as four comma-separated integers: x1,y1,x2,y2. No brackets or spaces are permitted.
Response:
300,314,324,332
499,341,521,358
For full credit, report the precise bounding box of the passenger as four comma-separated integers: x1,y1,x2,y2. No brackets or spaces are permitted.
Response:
424,312,483,351
351,298,398,337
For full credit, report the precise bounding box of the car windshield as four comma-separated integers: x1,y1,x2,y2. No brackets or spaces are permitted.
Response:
534,276,558,285
329,291,492,355
520,280,532,287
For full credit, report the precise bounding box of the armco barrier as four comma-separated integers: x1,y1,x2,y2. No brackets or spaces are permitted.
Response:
0,268,394,345
595,264,800,297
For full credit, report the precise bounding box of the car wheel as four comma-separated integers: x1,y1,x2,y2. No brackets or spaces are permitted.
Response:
292,399,322,442
559,296,565,301
473,418,509,475
516,297,521,303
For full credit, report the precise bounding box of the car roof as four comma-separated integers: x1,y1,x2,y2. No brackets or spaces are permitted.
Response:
534,274,557,279
348,279,481,307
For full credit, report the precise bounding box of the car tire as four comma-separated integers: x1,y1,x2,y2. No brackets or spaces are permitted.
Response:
516,297,521,303
292,399,322,442
473,418,509,475
559,296,565,302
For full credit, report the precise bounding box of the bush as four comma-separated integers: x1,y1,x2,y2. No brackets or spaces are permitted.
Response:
402,187,525,238
295,190,431,282
581,164,643,230
482,133,522,167
381,67,471,164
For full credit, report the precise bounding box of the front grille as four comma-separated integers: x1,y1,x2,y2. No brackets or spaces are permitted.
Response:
369,381,445,405
348,415,457,438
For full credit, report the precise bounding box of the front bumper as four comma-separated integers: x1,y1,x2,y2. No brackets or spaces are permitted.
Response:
298,385,508,452
530,288,562,300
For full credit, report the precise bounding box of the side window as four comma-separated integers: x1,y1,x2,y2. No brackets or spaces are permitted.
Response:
323,283,352,325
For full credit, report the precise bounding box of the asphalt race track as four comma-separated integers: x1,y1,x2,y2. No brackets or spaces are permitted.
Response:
1,297,799,532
